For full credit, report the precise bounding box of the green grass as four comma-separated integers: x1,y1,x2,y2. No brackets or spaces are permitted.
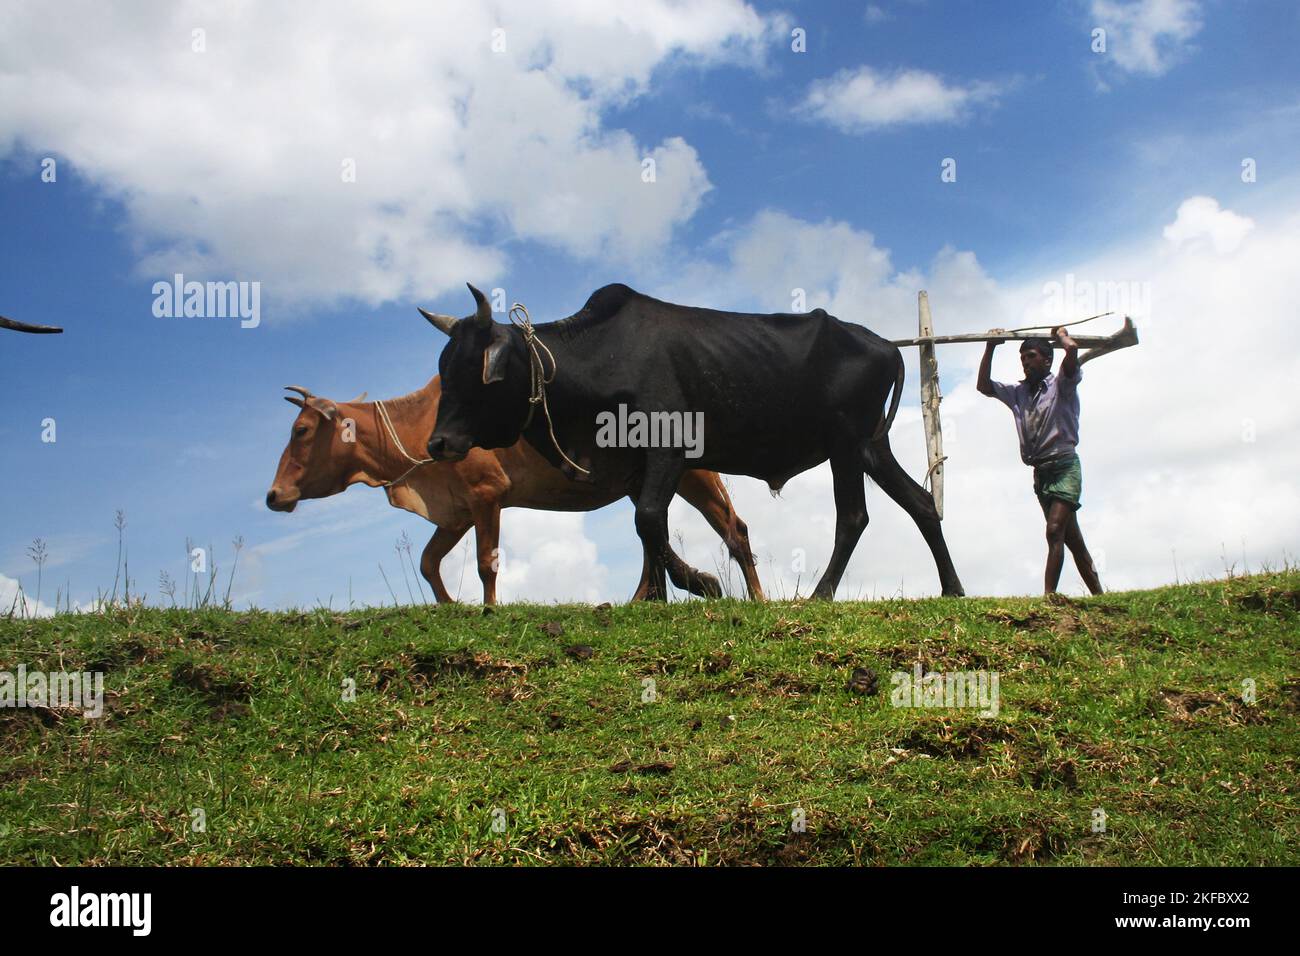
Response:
2,572,1297,865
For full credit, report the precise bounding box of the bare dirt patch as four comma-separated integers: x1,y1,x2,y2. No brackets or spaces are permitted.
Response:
1158,687,1271,726
1234,586,1300,616
169,661,251,719
764,618,815,641
413,650,530,681
707,670,820,698
609,759,675,775
896,721,1017,760
85,635,160,673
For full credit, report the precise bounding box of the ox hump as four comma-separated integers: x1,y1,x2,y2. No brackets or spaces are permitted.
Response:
582,283,640,321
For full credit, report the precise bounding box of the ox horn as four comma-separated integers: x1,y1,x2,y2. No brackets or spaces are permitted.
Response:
283,385,337,419
1,314,63,334
467,283,492,327
419,307,459,335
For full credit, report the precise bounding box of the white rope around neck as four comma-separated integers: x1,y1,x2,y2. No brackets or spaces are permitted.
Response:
508,303,589,476
374,399,433,488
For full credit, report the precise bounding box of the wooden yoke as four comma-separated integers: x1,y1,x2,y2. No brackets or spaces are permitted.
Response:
891,317,1138,359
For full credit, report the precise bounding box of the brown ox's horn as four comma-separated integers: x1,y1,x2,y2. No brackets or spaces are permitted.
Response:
467,283,492,327
349,391,367,403
418,307,459,335
283,385,336,419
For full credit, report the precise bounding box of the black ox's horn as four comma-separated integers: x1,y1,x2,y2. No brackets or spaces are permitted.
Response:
418,282,493,335
0,315,63,334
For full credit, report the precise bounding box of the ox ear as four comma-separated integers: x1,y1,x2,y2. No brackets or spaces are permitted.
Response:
307,396,338,420
482,328,510,384
467,283,492,329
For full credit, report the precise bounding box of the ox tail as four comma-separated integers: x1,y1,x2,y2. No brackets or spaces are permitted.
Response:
872,350,905,441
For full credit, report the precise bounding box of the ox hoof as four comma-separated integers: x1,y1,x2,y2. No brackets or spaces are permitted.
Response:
691,572,723,600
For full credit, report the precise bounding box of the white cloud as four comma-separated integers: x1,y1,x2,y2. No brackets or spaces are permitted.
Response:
1162,196,1255,254
0,572,57,617
798,66,1002,132
1090,0,1203,77
0,1,777,309
496,511,610,604
656,210,1000,342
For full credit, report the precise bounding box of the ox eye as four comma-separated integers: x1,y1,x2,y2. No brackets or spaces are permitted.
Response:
294,426,308,438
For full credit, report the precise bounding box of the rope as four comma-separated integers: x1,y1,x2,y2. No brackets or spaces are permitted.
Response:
375,399,433,488
1003,311,1113,335
508,303,590,476
922,454,948,493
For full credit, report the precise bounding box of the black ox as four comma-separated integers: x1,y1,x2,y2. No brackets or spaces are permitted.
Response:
420,283,964,600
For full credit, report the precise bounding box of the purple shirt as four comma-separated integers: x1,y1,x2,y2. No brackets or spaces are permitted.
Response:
989,368,1082,466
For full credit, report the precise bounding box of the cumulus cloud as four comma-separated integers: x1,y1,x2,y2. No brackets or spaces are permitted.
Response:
656,210,1001,342
1162,196,1255,254
1090,0,1203,77
797,66,1003,132
0,0,777,310
0,572,56,617
496,511,611,604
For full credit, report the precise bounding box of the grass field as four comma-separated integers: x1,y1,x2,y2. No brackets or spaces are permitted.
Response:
1,572,1297,866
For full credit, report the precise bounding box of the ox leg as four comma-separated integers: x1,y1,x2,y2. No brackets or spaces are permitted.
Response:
632,453,693,602
631,555,651,601
676,470,765,601
466,495,502,606
420,524,471,604
865,435,965,596
811,454,870,600
625,494,656,601
625,512,718,600
665,547,723,599
627,483,722,600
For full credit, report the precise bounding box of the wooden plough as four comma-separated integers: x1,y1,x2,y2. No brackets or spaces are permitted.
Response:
890,291,1139,519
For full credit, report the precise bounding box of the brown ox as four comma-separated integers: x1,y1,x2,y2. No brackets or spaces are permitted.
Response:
266,377,764,603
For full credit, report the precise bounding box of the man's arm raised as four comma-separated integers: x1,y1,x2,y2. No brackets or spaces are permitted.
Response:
976,328,1003,396
1055,326,1080,380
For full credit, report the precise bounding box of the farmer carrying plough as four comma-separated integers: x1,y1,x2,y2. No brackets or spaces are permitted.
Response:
977,325,1104,596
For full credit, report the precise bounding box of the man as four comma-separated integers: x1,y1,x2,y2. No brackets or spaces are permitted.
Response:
977,326,1103,595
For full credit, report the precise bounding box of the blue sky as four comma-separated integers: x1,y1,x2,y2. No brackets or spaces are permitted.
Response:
3,0,1298,610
